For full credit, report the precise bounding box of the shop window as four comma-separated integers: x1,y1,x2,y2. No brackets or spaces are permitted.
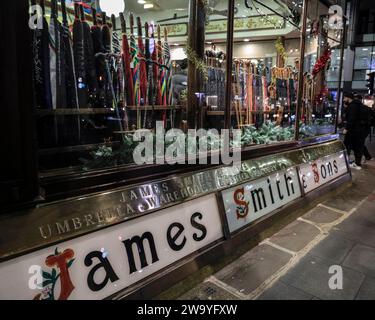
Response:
29,0,343,179
299,0,343,138
218,0,303,145
354,47,375,71
32,0,191,174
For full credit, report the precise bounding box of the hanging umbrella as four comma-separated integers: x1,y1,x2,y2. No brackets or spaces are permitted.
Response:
73,2,88,108
143,22,152,129
137,17,148,107
61,0,80,143
61,0,78,109
130,13,141,128
156,25,163,107
91,6,106,108
31,0,52,110
49,0,59,109
119,12,135,108
163,27,174,127
101,12,113,108
111,14,121,103
80,4,97,107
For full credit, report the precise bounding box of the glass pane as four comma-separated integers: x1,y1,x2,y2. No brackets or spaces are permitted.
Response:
227,0,302,146
31,0,190,174
300,0,343,139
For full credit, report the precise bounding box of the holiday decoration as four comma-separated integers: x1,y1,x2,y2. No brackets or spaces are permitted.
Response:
185,45,208,81
312,49,331,77
275,37,287,64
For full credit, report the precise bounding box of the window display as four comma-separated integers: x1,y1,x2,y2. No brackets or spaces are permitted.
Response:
28,0,343,176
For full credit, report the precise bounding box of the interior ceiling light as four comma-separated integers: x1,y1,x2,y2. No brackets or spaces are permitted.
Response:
138,0,146,4
144,3,154,9
100,0,125,16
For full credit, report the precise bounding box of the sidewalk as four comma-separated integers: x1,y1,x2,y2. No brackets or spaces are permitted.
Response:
175,138,375,300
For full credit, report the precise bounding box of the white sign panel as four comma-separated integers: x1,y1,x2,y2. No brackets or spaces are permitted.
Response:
299,152,348,194
0,195,223,300
222,168,302,234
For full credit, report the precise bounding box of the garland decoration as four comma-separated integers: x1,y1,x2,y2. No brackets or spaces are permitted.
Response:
312,48,331,77
275,37,287,63
201,0,212,26
184,45,208,81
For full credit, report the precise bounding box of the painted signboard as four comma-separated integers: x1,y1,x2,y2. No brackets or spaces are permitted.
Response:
221,168,302,234
299,151,349,194
0,195,223,300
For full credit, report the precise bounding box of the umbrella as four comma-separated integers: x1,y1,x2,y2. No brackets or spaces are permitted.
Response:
73,2,88,108
156,25,163,107
137,17,148,107
80,4,97,107
61,0,80,143
130,13,141,128
91,6,106,108
61,0,78,109
31,0,52,110
111,14,121,105
119,12,134,108
163,27,174,127
101,12,113,108
143,22,151,129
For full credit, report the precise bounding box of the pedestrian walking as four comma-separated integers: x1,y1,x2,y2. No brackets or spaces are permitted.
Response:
343,93,368,170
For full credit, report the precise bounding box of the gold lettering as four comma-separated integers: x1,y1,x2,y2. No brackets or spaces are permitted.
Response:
84,215,96,227
72,218,82,230
56,220,70,234
130,190,138,201
39,225,52,239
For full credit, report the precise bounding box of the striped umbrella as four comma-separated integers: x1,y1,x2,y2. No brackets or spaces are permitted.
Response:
163,27,173,106
156,25,164,108
111,14,121,104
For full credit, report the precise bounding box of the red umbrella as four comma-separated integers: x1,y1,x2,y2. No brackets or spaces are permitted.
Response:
156,25,163,107
119,13,134,107
137,17,148,106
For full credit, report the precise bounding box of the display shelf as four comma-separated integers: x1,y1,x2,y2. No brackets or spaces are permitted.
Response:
38,141,120,156
36,108,117,117
127,105,183,111
36,105,183,117
206,109,278,116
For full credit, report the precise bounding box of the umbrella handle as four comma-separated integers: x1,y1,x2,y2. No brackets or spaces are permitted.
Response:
111,14,117,31
119,12,126,33
74,2,80,20
92,7,98,26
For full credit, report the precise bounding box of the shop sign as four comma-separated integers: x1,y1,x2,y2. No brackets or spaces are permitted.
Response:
299,151,348,194
206,15,286,35
0,195,223,300
0,141,345,261
160,23,188,37
221,168,301,234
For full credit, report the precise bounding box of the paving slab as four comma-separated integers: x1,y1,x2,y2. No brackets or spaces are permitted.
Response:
280,254,365,300
215,244,292,296
269,220,320,253
332,217,375,248
257,281,313,300
303,206,343,225
343,244,375,278
355,276,375,300
322,196,359,213
178,281,240,300
310,233,355,264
